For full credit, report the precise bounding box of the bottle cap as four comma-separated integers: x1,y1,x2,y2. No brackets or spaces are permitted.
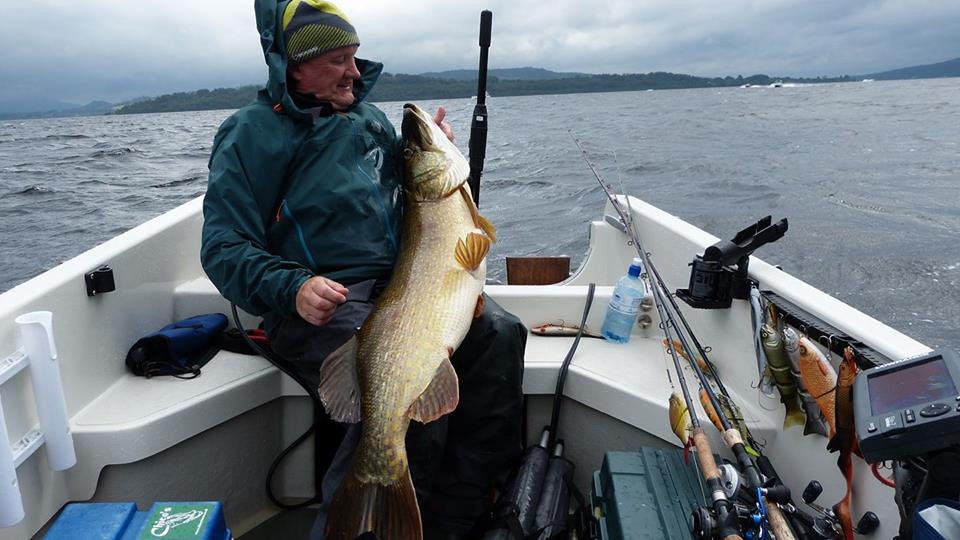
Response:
628,257,643,277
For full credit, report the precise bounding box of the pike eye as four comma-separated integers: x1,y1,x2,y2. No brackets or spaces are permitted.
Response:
403,147,416,159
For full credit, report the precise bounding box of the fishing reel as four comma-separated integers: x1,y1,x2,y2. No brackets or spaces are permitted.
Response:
800,480,880,538
676,216,787,309
690,498,778,540
690,464,794,540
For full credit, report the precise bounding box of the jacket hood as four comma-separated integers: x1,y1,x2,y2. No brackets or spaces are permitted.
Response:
255,0,382,122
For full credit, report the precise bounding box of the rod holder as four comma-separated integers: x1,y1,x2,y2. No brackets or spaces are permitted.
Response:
85,265,115,297
0,312,76,527
0,403,24,527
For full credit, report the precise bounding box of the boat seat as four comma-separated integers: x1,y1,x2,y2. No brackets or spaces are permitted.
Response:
65,277,731,495
65,278,308,495
67,350,287,493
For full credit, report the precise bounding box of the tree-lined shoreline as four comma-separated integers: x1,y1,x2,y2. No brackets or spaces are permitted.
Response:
3,57,957,119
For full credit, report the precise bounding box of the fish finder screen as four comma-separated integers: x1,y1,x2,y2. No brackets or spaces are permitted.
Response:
869,358,957,415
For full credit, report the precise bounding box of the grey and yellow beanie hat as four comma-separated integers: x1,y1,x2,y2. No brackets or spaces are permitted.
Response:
282,0,360,64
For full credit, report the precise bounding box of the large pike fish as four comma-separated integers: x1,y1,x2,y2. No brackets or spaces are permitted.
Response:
323,103,496,540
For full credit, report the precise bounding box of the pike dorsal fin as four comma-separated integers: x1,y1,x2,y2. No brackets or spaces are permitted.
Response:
459,185,497,242
409,358,460,424
318,337,361,423
455,232,490,272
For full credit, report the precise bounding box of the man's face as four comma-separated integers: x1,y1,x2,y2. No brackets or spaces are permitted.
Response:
288,45,361,111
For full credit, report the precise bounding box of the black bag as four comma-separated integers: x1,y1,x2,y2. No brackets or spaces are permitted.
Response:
125,314,228,378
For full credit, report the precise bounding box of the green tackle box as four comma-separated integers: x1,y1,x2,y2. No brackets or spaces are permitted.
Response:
591,448,707,540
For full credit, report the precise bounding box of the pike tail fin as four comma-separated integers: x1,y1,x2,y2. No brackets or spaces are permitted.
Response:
326,470,422,540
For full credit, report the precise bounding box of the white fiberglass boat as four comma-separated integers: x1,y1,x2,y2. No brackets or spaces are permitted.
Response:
0,193,936,539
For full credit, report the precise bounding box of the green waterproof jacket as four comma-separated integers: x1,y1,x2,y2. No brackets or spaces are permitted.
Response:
201,0,403,326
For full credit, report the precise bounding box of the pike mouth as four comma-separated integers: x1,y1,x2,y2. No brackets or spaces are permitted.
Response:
401,103,433,149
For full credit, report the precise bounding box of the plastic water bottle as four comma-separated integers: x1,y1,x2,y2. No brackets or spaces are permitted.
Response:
601,257,647,343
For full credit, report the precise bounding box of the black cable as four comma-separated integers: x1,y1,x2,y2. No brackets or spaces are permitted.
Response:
547,282,595,448
231,303,326,510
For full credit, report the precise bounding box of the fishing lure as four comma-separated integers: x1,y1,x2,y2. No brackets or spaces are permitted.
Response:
782,326,830,437
530,321,603,338
669,391,693,445
797,336,838,438
749,286,776,397
827,347,862,540
761,323,806,429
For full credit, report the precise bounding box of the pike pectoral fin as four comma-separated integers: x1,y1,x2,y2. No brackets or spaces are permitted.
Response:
318,337,361,423
409,358,460,424
455,232,490,272
477,214,497,243
474,294,485,318
460,185,497,242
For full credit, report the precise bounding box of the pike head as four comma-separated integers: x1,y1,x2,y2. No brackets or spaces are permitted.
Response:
401,103,470,202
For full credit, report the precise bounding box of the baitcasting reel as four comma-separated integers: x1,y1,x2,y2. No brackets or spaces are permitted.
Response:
689,465,794,540
801,480,880,538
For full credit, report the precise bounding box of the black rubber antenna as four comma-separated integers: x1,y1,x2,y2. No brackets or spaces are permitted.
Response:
468,10,492,206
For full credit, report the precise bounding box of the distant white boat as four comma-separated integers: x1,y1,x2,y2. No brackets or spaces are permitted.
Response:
862,78,876,83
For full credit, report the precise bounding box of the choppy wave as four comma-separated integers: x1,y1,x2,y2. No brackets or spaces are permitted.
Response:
151,175,204,188
89,147,140,158
11,185,53,195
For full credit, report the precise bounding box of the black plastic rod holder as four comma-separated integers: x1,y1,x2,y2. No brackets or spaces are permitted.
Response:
85,265,115,297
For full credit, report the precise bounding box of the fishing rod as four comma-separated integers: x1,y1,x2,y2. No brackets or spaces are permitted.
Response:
467,10,492,206
570,137,741,539
643,239,801,540
646,240,852,539
572,134,806,540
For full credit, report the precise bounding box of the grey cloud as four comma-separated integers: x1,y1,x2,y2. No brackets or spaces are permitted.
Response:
1,0,957,108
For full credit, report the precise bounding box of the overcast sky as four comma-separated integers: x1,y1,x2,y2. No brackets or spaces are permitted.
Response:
1,0,958,106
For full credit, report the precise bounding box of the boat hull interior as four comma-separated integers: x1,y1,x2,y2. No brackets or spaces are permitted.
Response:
0,195,929,539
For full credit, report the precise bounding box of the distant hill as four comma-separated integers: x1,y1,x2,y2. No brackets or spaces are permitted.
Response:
419,67,585,81
0,99,115,120
0,97,79,115
116,86,261,115
862,57,960,80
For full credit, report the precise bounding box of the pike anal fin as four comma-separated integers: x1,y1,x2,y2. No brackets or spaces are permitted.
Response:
455,232,490,272
474,294,485,318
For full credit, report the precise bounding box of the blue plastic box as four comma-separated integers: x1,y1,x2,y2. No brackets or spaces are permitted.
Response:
45,501,231,540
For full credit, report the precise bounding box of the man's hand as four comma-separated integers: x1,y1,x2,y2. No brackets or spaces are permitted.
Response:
296,276,348,326
433,106,455,142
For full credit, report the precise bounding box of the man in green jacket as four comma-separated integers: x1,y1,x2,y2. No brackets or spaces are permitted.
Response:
201,1,526,538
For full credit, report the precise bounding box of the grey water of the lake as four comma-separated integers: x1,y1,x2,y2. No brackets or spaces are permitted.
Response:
1,79,958,351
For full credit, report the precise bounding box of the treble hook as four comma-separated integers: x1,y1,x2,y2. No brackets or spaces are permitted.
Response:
818,333,837,357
